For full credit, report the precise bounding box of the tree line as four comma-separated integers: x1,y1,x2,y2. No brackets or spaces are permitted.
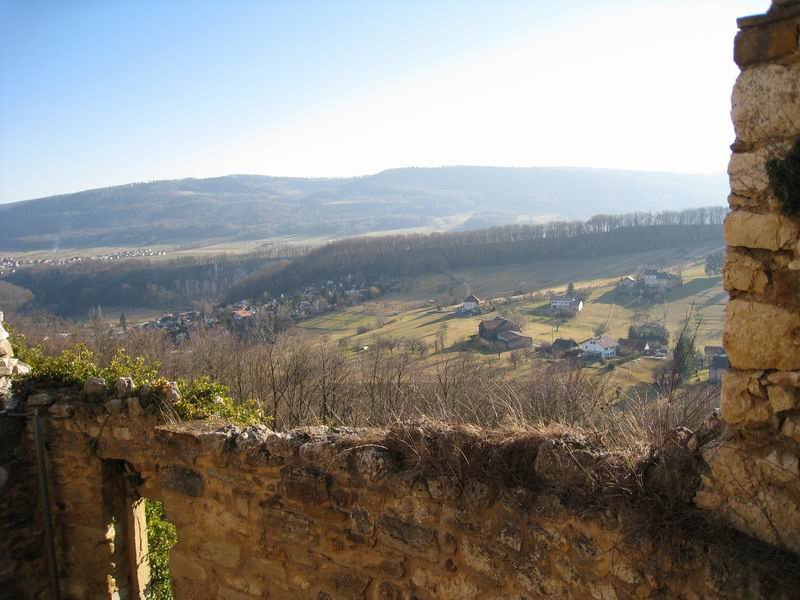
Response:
2,243,310,316
230,207,726,300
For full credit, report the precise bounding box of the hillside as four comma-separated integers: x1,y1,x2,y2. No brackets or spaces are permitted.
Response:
228,207,725,301
301,242,725,350
0,167,727,250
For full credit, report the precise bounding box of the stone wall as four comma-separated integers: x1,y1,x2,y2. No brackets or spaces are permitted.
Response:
3,386,797,600
694,0,800,556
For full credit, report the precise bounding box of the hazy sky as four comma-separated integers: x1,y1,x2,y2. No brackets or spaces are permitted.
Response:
0,0,767,203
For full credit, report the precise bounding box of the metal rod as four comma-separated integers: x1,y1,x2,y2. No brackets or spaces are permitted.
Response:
33,409,61,600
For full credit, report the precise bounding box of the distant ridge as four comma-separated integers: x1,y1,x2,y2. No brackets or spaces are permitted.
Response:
0,166,728,250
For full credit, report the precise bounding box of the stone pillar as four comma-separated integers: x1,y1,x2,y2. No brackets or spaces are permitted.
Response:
695,2,800,555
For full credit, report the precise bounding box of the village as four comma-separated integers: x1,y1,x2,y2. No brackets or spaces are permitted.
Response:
132,273,378,339
101,263,726,387
452,267,726,381
0,248,168,275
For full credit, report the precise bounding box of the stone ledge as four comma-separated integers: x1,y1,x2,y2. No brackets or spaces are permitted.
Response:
738,5,800,29
735,17,800,68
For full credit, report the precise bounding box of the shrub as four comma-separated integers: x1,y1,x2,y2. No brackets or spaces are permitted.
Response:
16,336,265,427
144,499,176,600
156,376,264,426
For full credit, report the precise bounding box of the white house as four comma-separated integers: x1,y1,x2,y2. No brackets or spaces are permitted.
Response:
643,270,678,288
579,335,618,359
550,295,583,312
462,294,481,311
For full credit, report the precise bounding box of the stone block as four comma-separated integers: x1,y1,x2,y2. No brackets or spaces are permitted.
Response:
104,398,122,415
281,465,329,504
0,358,13,377
724,299,800,370
767,370,800,386
218,585,256,600
783,413,800,443
721,370,771,426
83,377,107,400
768,384,799,412
331,571,371,596
113,377,134,398
266,431,307,459
352,446,394,482
27,392,54,407
376,516,438,561
162,466,205,497
732,62,800,143
735,18,800,67
761,449,800,483
0,339,12,358
127,397,142,415
12,362,30,376
723,250,769,294
198,539,241,568
773,268,800,306
724,210,799,251
728,148,773,197
170,549,207,580
49,403,74,419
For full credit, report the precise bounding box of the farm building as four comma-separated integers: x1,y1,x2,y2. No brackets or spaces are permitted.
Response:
497,330,533,350
478,316,513,341
551,338,579,356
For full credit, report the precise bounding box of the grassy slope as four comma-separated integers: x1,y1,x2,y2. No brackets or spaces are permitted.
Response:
301,241,725,387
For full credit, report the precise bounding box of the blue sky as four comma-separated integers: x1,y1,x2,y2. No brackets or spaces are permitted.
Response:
0,0,768,203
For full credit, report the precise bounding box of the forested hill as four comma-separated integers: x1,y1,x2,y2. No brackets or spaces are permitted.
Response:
228,207,726,300
0,167,727,250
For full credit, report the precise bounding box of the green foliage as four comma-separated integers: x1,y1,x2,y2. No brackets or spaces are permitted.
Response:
144,499,176,600
14,339,99,386
704,250,724,276
156,376,264,426
15,336,264,426
674,332,696,382
13,337,158,389
103,348,160,387
767,138,800,216
628,323,669,345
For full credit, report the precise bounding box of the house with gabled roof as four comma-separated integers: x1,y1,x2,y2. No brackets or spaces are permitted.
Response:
579,335,618,359
478,316,513,341
463,294,481,311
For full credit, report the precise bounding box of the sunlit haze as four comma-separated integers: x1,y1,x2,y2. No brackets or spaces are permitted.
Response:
0,0,768,202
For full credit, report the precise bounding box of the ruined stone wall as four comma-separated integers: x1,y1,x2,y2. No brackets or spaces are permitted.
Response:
694,0,800,556
4,391,796,600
